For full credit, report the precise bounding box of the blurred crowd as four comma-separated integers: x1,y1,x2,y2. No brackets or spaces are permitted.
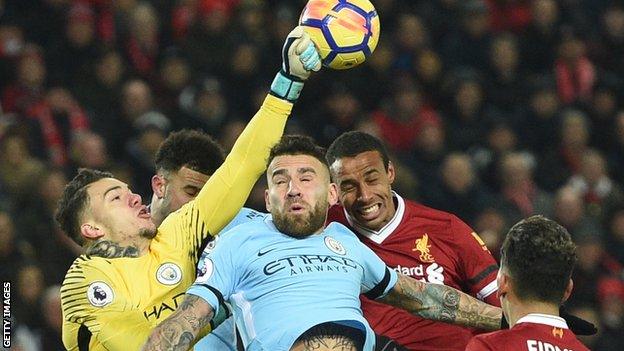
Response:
1,0,623,349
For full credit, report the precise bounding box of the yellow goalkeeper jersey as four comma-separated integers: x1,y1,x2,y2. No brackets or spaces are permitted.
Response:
60,95,293,351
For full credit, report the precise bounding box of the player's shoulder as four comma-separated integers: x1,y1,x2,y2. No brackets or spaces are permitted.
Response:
324,221,360,245
215,215,274,245
63,254,114,281
402,198,470,234
220,207,268,234
404,198,459,222
61,255,117,314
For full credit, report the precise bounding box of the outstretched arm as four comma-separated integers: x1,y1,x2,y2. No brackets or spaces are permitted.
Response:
379,274,502,331
141,295,214,351
159,27,321,260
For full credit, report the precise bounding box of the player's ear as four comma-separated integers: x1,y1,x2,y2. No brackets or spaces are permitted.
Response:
265,189,272,212
151,174,166,198
80,223,105,241
496,270,510,299
387,161,396,184
328,183,338,206
562,279,574,303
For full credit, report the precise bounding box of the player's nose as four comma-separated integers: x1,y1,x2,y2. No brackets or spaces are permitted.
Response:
357,184,373,202
129,192,142,207
287,180,302,197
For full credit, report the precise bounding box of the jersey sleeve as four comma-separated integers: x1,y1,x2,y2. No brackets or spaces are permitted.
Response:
61,259,152,350
465,336,496,351
358,240,398,300
452,216,500,305
187,230,241,317
158,95,292,260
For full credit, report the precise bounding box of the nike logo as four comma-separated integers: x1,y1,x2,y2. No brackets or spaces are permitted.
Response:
257,247,278,256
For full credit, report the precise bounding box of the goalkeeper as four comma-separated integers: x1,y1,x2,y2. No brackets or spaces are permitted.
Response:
58,27,320,351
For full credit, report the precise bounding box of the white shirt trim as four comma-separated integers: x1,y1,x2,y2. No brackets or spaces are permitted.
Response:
231,292,256,343
516,313,569,329
476,280,498,300
344,191,405,244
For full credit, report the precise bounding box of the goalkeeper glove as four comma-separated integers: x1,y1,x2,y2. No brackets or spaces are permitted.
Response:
271,26,321,102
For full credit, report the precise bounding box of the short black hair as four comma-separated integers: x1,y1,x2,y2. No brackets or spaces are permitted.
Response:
501,215,577,304
154,129,225,175
55,169,113,245
267,135,327,168
325,131,390,170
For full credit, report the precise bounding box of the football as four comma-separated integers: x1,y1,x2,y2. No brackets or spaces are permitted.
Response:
299,0,380,70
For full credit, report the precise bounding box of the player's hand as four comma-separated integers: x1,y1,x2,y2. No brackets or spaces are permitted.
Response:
560,306,597,335
281,26,321,81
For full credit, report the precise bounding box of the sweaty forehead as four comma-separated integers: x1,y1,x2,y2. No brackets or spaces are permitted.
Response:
330,151,385,179
173,166,210,186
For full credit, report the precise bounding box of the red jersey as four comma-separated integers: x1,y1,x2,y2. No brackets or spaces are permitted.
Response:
327,193,500,351
466,313,590,351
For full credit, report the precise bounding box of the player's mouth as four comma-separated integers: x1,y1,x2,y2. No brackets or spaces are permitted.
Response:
138,206,151,219
289,203,307,214
356,203,382,221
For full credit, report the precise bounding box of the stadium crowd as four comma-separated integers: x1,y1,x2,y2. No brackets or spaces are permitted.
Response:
0,0,623,349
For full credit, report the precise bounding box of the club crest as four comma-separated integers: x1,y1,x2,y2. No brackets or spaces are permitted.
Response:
156,262,183,285
325,236,346,255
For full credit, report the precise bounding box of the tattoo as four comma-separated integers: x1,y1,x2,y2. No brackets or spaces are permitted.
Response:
438,288,459,323
86,240,139,258
294,335,358,351
141,295,214,351
380,274,502,331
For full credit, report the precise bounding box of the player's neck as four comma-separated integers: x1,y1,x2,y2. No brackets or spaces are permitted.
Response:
150,210,165,227
508,300,560,327
86,238,150,258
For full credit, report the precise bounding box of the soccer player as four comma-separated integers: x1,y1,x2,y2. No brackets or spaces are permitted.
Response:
141,135,503,351
325,131,500,351
58,27,321,350
465,215,590,351
150,129,266,350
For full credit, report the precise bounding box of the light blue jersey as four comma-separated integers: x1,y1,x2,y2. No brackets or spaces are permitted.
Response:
188,217,398,351
195,207,267,351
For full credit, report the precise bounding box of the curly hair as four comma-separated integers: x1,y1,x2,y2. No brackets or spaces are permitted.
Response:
154,129,225,176
501,215,578,304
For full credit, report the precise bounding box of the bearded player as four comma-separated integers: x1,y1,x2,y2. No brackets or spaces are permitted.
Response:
465,216,590,351
58,27,321,350
141,135,503,351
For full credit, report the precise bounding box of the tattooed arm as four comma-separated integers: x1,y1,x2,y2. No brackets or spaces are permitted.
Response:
379,274,502,331
141,295,214,351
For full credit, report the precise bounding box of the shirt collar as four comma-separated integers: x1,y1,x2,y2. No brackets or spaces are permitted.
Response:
516,313,569,329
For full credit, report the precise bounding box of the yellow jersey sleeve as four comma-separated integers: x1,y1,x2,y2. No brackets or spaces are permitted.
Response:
158,95,292,259
61,257,152,350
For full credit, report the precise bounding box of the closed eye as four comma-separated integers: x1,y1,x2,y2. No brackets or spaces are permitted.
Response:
365,177,380,185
